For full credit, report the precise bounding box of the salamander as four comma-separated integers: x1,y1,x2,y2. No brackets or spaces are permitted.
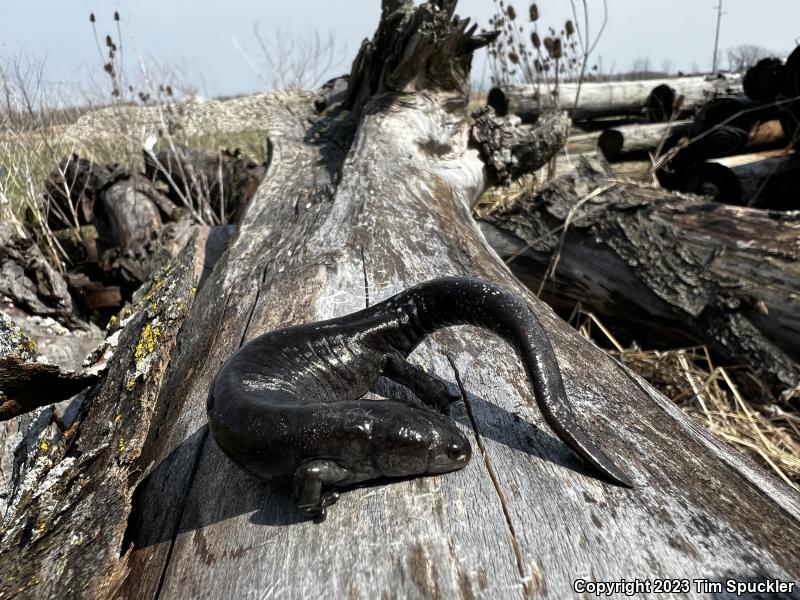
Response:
207,277,632,521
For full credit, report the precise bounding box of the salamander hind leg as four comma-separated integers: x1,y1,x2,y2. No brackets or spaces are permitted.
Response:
383,355,461,414
292,460,353,522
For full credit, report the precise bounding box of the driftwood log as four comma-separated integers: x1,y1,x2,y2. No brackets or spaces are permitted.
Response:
2,3,799,599
43,155,114,231
479,159,800,401
487,75,742,123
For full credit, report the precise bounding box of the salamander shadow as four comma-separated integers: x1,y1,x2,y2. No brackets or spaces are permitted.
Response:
128,384,600,547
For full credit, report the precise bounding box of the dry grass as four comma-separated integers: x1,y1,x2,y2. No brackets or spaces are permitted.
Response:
572,310,800,490
0,12,287,267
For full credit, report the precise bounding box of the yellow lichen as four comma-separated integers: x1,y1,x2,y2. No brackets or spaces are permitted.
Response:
39,439,49,452
118,438,127,453
18,336,37,354
37,521,46,533
143,278,165,303
114,414,122,423
134,323,162,364
190,286,197,296
126,378,136,391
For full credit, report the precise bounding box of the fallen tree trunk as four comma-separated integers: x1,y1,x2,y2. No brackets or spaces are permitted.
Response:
683,149,800,206
598,120,692,161
487,75,742,123
479,159,800,400
2,3,799,599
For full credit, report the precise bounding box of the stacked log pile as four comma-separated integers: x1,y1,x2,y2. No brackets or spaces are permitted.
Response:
488,75,741,124
652,48,800,208
491,45,800,210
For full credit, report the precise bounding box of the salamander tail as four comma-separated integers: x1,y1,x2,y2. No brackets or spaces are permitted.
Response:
400,277,634,488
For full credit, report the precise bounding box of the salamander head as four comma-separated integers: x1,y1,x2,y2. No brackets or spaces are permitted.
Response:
372,407,471,477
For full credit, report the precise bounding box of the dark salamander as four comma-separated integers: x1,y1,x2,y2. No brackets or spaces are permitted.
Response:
207,277,632,521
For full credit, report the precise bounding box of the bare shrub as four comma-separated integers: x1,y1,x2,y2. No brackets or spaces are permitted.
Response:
233,27,347,91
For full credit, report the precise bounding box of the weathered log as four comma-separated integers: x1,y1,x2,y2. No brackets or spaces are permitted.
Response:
487,75,742,123
743,57,784,102
480,159,800,399
657,101,787,190
93,172,185,290
43,155,113,231
0,313,40,518
745,118,787,149
313,75,350,113
0,355,98,421
3,3,800,599
597,120,692,161
684,150,800,206
0,227,216,598
693,96,784,133
144,145,266,224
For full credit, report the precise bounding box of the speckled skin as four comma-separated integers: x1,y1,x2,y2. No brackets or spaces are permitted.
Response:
207,277,632,520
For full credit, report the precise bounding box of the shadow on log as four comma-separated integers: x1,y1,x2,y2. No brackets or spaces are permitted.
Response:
1,2,799,599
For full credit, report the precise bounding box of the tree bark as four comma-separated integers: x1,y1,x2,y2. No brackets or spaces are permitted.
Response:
2,3,799,599
479,158,800,400
487,75,742,123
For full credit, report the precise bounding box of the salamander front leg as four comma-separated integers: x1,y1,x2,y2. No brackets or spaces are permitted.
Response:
383,355,461,414
293,460,352,522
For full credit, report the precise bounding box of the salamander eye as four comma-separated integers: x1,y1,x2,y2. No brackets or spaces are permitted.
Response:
446,441,463,460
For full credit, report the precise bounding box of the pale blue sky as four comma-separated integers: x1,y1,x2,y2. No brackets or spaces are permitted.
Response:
1,1,798,102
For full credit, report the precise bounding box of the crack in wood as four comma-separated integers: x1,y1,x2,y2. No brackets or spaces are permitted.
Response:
445,354,532,599
360,245,370,308
153,260,271,598
153,425,210,600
